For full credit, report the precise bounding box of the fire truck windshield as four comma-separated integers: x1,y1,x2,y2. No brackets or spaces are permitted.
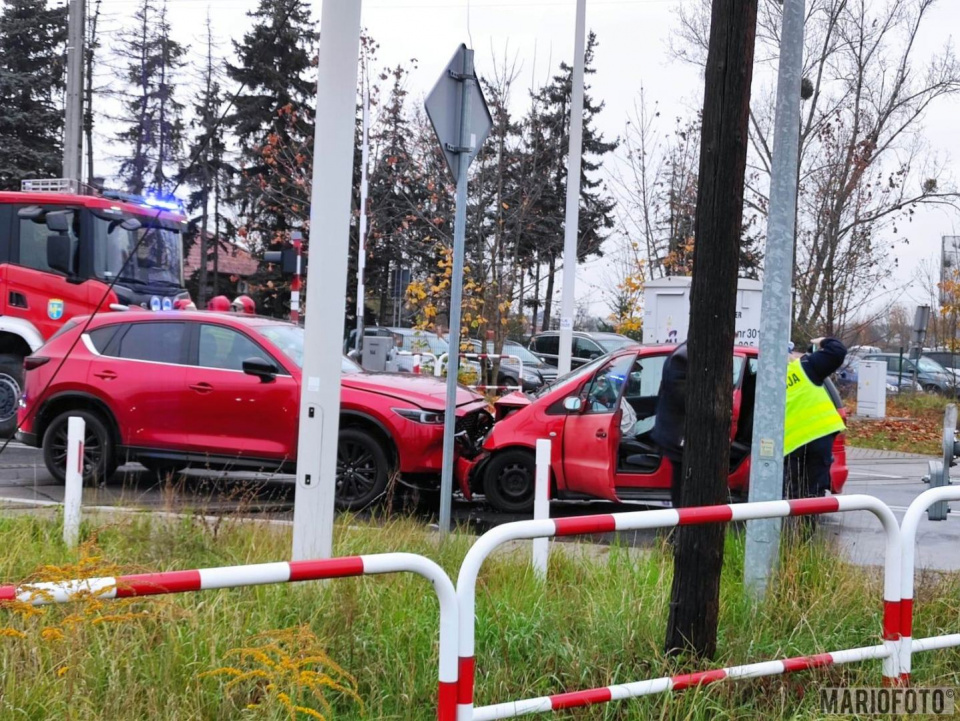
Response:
92,213,183,288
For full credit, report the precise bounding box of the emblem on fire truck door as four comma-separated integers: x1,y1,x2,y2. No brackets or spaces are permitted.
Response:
47,299,64,320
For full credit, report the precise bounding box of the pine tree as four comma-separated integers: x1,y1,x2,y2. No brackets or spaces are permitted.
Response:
0,0,67,189
181,15,229,307
115,0,187,194
226,0,317,257
524,32,618,329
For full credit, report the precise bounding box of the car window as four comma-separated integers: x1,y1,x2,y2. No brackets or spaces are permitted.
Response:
883,357,900,374
18,209,79,273
199,324,270,372
112,322,186,364
534,335,559,356
917,357,946,373
574,337,603,360
624,355,667,399
257,324,303,367
583,354,636,413
87,324,122,353
596,336,636,352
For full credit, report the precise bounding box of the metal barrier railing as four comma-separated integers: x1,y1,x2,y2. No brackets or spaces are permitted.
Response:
0,553,460,721
455,495,902,720
898,485,960,684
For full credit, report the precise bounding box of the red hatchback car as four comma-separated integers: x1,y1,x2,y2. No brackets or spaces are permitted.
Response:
16,311,492,509
457,345,849,512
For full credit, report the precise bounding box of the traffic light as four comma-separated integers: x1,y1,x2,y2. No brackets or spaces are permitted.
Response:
264,247,299,275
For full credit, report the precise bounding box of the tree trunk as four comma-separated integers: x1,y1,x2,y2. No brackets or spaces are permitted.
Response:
198,189,209,307
531,255,541,334
665,0,758,660
542,253,557,331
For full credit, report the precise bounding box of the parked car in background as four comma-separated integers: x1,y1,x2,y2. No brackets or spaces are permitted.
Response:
459,339,552,392
17,311,492,510
528,330,639,368
456,345,848,512
860,352,957,396
834,357,923,396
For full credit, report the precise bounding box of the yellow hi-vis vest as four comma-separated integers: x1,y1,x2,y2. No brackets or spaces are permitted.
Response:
784,359,846,456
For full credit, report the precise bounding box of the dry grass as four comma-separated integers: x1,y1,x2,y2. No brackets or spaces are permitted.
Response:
845,393,954,455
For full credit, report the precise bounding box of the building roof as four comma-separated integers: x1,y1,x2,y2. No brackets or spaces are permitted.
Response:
185,236,258,278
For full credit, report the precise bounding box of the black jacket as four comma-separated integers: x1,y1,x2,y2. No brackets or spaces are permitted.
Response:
800,338,847,386
651,343,688,462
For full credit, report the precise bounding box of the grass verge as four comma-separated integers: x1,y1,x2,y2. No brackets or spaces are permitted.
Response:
0,512,957,719
845,393,955,455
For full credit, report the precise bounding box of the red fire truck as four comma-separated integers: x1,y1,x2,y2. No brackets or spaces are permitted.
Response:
0,179,191,435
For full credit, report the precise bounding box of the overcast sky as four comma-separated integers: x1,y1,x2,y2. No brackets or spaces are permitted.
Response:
94,0,960,322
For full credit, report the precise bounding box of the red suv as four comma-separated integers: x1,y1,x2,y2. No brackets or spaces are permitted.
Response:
456,345,849,512
16,311,492,509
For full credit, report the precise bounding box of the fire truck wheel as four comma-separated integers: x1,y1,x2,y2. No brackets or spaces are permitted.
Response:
42,410,117,486
0,354,24,438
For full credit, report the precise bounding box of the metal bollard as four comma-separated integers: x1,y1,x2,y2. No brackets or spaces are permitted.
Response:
63,416,85,548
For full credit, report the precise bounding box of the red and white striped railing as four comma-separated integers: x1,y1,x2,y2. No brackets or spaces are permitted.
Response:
0,553,460,721
455,495,902,721
898,485,960,685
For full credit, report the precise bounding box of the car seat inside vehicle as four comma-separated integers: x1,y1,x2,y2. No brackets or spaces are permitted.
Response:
617,356,666,473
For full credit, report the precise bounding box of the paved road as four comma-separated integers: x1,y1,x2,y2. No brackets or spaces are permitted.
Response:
0,442,956,571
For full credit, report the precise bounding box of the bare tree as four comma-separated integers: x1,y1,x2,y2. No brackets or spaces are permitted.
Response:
609,89,700,278
674,0,960,337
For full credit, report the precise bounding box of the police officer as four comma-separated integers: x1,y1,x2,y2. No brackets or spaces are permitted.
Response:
651,342,688,508
784,337,847,499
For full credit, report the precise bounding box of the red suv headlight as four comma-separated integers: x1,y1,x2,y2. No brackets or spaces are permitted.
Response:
392,408,444,425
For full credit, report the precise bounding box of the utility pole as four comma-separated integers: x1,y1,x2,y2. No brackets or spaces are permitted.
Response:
744,0,806,598
665,0,758,659
291,0,362,561
355,75,370,352
556,0,587,376
63,0,85,182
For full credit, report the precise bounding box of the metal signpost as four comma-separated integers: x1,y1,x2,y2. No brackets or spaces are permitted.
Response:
744,0,805,597
556,0,587,376
291,0,362,561
424,44,492,534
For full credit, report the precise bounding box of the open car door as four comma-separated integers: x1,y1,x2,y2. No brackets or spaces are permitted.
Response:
561,351,637,501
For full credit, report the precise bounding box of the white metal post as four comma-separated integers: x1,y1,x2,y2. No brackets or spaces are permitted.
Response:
744,0,805,597
63,416,85,548
356,76,370,352
292,0,363,561
532,439,551,579
556,0,587,376
63,0,85,181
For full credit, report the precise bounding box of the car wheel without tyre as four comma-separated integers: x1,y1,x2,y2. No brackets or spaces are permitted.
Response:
335,428,390,511
483,449,536,513
0,354,24,439
42,410,116,486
